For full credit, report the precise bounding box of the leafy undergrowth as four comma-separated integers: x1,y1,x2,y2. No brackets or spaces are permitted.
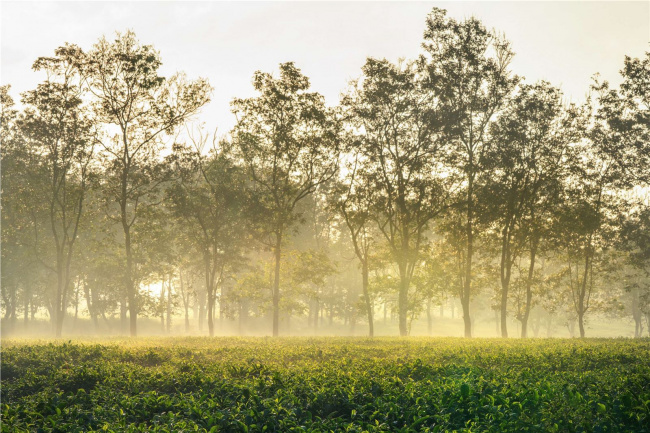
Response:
1,337,649,432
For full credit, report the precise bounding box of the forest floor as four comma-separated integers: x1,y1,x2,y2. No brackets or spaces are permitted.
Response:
2,337,649,432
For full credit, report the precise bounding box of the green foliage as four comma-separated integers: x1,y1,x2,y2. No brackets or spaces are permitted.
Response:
3,338,649,432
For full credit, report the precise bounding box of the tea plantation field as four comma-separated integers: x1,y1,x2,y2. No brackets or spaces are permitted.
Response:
2,338,649,432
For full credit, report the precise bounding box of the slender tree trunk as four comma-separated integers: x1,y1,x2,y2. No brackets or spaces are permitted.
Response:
500,285,509,338
362,260,373,338
7,283,17,333
272,233,282,337
426,299,432,335
207,291,215,337
521,238,538,338
185,305,190,333
74,280,80,325
84,281,93,329
463,172,474,338
398,262,409,337
179,272,190,333
23,289,29,329
577,255,590,338
577,311,585,338
160,275,166,331
499,227,512,338
120,297,128,334
54,253,64,337
198,289,206,332
123,222,137,337
166,276,172,333
91,284,100,331
632,287,642,338
205,256,215,337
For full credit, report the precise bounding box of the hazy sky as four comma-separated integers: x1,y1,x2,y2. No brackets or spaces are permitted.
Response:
2,1,648,133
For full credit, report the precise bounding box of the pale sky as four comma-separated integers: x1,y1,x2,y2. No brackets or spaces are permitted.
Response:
2,1,648,133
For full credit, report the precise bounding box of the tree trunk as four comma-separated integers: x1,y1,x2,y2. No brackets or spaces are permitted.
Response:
577,255,590,339
198,289,206,332
90,284,100,331
166,276,172,333
398,264,409,337
124,225,137,337
500,285,509,338
577,311,585,338
120,297,128,334
74,280,80,325
207,292,215,337
160,276,166,331
461,298,471,338
84,281,95,331
23,289,29,329
206,257,215,337
463,172,474,338
521,237,538,338
272,233,282,337
426,299,432,335
362,260,373,338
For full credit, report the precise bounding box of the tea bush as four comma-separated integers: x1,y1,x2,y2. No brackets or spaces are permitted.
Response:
2,337,649,432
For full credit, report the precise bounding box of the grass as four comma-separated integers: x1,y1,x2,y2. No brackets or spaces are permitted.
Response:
2,337,649,432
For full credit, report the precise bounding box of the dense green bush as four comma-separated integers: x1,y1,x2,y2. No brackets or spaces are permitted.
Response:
2,338,649,432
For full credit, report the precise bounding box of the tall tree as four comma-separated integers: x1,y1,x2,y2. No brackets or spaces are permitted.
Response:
231,62,340,337
620,203,650,337
17,46,97,337
486,82,580,337
556,135,622,338
343,58,450,336
0,85,26,332
83,31,211,336
168,132,247,337
332,152,378,337
420,8,518,337
596,52,649,187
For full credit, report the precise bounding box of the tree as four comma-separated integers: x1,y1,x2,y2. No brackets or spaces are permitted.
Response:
17,45,97,337
420,8,518,337
555,135,623,338
620,202,650,337
332,153,379,337
343,58,450,336
231,62,340,336
596,52,649,187
549,71,641,339
485,82,579,337
83,31,211,336
168,131,247,337
0,85,26,333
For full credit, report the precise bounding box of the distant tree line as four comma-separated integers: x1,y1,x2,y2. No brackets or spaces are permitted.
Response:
2,9,649,338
